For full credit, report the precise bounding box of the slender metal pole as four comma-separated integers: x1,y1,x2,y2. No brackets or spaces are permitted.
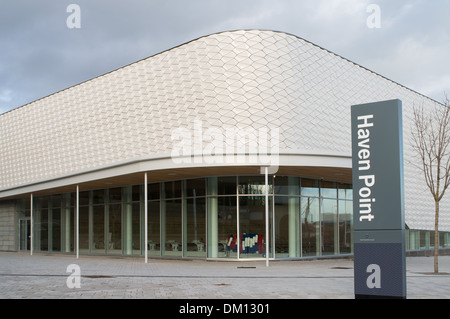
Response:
265,166,269,267
30,193,33,256
144,172,148,264
76,185,79,259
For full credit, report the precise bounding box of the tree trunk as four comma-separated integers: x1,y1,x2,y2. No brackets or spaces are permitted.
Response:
434,199,439,274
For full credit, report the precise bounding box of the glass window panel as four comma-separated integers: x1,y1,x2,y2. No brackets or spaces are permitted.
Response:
148,201,160,256
320,181,337,198
79,206,89,251
338,200,353,254
132,202,141,253
39,208,49,251
439,232,445,248
164,199,182,256
238,176,272,195
445,233,450,248
430,231,435,248
132,185,141,202
274,176,299,195
301,196,320,256
301,179,319,197
186,178,206,197
52,208,61,252
420,231,428,249
79,191,89,206
109,188,122,203
338,183,353,200
148,183,160,200
93,205,105,253
408,230,419,250
19,219,29,251
108,204,121,253
92,190,105,205
40,196,49,209
51,195,61,208
274,196,300,258
165,181,182,199
239,196,266,258
216,176,236,195
217,196,237,258
185,197,206,257
321,198,337,255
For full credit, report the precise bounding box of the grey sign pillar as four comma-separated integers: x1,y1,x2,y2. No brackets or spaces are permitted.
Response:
351,99,406,299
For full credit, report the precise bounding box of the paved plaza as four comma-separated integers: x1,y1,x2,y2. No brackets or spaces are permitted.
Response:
0,252,449,299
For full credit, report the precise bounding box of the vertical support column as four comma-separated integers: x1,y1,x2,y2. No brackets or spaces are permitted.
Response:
144,172,148,264
288,176,300,258
123,186,133,255
30,193,33,256
76,185,79,259
288,197,297,257
62,193,72,253
207,177,218,258
264,166,269,267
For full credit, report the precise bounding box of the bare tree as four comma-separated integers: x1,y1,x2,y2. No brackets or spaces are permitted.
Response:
411,95,450,273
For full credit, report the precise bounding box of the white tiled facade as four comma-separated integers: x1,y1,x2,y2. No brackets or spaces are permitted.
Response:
0,30,448,231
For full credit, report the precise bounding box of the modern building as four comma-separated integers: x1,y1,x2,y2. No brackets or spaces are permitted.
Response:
0,30,449,260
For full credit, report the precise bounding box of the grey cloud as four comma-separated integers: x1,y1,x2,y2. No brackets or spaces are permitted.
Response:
0,0,449,114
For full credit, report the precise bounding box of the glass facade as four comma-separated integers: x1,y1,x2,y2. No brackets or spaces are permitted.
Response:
11,175,450,259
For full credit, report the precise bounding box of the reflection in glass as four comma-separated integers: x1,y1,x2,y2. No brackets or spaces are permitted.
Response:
79,206,89,252
132,202,141,254
52,207,61,252
163,199,182,256
274,196,300,258
339,200,352,254
186,179,206,197
148,183,160,200
13,175,355,260
217,196,237,258
301,196,319,256
184,197,206,257
338,183,353,200
320,181,337,198
238,176,271,195
239,196,266,258
93,204,105,253
148,201,160,256
215,176,236,195
301,179,319,197
321,198,337,255
274,176,299,195
108,204,121,253
39,208,49,251
109,188,121,203
165,181,182,199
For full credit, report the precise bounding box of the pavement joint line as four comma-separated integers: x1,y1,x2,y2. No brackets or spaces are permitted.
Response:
0,273,355,279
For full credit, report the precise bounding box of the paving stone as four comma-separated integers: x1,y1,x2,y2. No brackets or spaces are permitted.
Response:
0,252,449,299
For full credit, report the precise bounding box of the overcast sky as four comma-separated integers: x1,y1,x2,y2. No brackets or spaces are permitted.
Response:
1,0,449,115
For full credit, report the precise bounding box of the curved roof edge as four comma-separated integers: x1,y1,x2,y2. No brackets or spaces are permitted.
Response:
0,29,444,118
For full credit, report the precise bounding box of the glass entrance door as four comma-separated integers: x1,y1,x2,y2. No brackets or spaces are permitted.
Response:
19,219,31,251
